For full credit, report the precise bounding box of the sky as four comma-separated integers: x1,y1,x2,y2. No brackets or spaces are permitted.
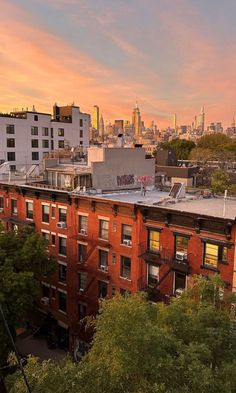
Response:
1,0,236,128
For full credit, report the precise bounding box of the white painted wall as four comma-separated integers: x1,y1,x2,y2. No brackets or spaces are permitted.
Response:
0,107,90,171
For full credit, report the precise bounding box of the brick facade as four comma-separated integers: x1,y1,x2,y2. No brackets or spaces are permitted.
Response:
0,183,235,359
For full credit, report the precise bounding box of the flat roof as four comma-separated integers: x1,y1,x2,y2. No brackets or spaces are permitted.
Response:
92,189,236,220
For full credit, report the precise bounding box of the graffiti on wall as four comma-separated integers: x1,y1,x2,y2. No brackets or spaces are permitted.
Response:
117,174,135,187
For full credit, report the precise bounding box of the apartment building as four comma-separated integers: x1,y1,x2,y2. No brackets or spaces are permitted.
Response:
0,182,235,360
0,104,90,171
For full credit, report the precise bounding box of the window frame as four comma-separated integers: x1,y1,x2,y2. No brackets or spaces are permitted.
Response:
120,255,131,280
99,219,109,240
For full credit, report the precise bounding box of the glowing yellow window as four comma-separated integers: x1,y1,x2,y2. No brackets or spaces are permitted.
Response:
204,243,218,268
148,230,160,252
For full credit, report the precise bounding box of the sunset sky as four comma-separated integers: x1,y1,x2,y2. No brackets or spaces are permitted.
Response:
1,0,236,128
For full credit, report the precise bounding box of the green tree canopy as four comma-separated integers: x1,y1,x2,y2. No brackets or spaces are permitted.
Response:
157,139,196,160
0,226,56,365
7,275,236,393
211,169,230,194
197,133,230,150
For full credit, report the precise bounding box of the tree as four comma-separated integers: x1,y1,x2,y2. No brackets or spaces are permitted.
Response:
197,134,230,150
157,139,196,160
7,275,236,393
0,226,56,365
211,169,230,194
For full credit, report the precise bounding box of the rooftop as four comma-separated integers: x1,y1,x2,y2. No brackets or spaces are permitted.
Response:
91,189,236,220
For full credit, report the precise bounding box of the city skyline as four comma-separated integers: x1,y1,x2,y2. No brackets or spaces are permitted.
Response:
1,0,236,127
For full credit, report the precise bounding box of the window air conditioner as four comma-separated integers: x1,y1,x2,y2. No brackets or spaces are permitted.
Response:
123,239,132,246
41,297,49,305
175,288,184,298
176,251,187,261
80,228,87,235
100,265,107,271
56,221,67,229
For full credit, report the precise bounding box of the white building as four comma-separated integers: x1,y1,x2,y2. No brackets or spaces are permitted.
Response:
0,104,90,171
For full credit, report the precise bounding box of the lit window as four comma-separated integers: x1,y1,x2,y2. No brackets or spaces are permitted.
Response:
148,230,160,252
204,243,218,268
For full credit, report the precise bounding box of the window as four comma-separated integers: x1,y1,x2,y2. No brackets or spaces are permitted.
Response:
58,128,64,136
79,215,88,234
58,140,64,148
80,130,83,138
42,140,49,148
34,115,38,121
6,124,14,134
174,272,186,293
42,204,50,223
26,201,33,219
112,286,116,296
52,234,56,246
99,249,108,271
7,152,15,161
59,237,67,256
51,140,54,150
99,219,109,240
80,141,83,146
42,127,49,136
147,264,159,286
204,243,218,268
78,303,86,321
52,206,56,218
51,128,54,138
120,256,131,280
78,243,87,263
31,126,38,135
175,235,188,257
0,197,4,211
148,230,160,252
203,242,228,268
58,291,67,313
31,139,38,148
122,224,132,246
32,152,39,160
42,231,50,246
78,272,87,291
59,207,67,223
11,199,17,215
59,263,67,283
42,284,50,298
80,119,83,127
98,280,108,298
10,165,16,171
7,138,15,148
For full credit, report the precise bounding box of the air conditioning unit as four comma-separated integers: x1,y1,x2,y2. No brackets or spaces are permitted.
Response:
100,265,107,271
123,239,132,246
175,288,184,298
0,208,3,213
41,297,49,305
80,228,87,235
56,221,67,229
176,251,187,261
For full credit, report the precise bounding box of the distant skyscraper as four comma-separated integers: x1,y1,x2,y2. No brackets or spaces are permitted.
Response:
173,113,177,131
99,115,104,137
92,105,99,132
198,106,205,132
132,102,141,136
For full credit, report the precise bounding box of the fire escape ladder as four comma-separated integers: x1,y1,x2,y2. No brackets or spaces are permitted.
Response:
156,267,172,288
84,241,96,263
84,276,96,293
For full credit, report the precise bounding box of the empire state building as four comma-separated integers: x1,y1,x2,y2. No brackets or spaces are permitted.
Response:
132,102,141,136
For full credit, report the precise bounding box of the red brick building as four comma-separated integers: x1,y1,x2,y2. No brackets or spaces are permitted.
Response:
0,183,235,359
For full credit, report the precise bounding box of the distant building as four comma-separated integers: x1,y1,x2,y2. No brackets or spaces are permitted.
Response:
132,102,141,136
99,115,104,138
114,120,124,135
92,105,99,132
0,104,90,171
